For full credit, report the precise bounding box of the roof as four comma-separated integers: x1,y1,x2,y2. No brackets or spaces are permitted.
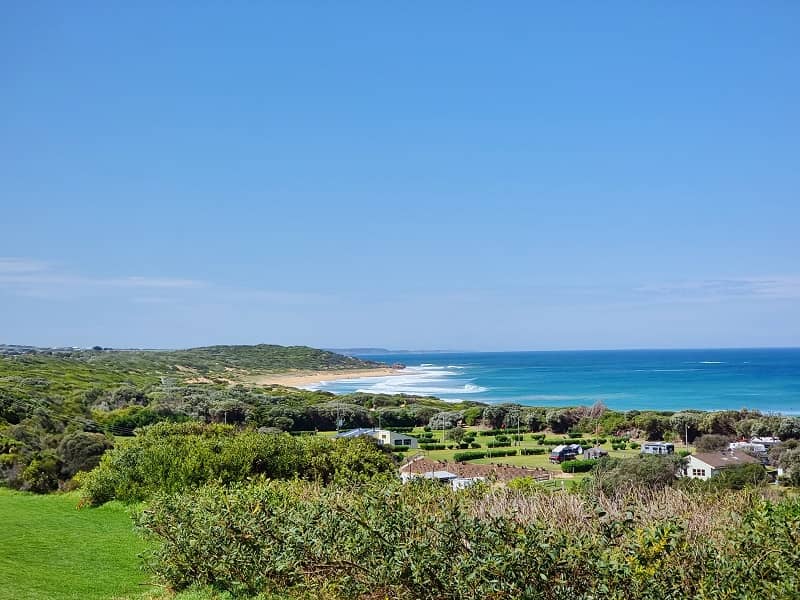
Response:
643,442,673,447
335,428,412,439
335,428,376,439
399,456,552,482
690,451,761,469
421,471,458,480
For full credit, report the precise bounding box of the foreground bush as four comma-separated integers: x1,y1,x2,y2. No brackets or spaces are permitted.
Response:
139,479,800,599
79,422,395,505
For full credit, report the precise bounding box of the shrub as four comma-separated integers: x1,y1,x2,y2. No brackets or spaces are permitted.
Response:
560,459,597,473
57,431,113,479
453,451,486,462
488,449,517,458
79,422,396,506
520,448,545,455
138,479,800,599
420,444,446,451
469,442,481,449
629,442,640,449
486,441,511,448
695,434,731,452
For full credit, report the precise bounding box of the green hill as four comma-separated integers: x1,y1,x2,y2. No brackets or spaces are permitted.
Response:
83,344,383,375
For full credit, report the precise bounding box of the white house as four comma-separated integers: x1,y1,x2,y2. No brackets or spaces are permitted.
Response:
751,436,781,448
729,441,767,454
641,442,675,455
683,451,761,480
335,428,419,449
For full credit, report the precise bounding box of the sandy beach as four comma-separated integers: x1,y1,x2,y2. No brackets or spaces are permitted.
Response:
250,367,403,388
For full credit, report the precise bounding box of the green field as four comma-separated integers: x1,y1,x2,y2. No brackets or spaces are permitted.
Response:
0,489,153,600
401,427,658,476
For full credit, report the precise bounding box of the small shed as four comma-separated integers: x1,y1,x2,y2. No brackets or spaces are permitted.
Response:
584,447,608,460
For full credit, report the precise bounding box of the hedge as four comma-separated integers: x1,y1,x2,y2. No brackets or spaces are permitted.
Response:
487,449,518,458
454,451,486,462
486,441,512,448
520,448,546,455
560,459,598,473
420,444,446,451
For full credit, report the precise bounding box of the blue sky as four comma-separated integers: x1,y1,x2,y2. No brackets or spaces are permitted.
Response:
1,2,798,350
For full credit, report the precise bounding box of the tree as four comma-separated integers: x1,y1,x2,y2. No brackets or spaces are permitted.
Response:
694,434,730,452
777,417,800,440
546,409,578,434
634,414,671,441
57,431,113,479
711,464,768,490
590,455,683,495
699,411,738,436
670,412,701,443
429,411,463,430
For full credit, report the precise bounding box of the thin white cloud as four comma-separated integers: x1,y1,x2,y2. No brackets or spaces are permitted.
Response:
105,276,203,289
635,276,800,302
0,257,205,294
0,257,323,304
0,258,50,274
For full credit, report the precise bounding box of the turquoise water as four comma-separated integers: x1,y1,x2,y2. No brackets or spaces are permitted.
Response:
309,348,800,413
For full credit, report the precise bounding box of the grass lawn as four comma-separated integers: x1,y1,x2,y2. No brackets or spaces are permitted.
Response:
403,428,656,475
0,488,154,600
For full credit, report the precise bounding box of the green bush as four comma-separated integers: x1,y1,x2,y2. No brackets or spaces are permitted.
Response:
138,479,800,599
453,451,486,462
520,448,545,455
486,441,511,448
79,422,396,506
469,442,481,449
487,449,517,458
420,443,446,451
560,459,597,473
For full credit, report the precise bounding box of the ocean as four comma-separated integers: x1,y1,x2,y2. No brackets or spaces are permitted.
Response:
308,348,800,414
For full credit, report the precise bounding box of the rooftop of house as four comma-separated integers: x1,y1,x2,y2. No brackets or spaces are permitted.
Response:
335,428,412,439
691,450,761,469
335,427,377,438
400,456,552,482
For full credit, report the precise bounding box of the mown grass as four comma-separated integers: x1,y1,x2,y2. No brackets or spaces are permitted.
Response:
0,489,153,600
405,427,656,475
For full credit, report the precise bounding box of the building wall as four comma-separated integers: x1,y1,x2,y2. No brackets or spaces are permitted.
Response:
684,455,715,480
372,430,419,448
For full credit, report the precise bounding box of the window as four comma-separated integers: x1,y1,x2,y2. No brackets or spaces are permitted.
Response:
691,468,706,477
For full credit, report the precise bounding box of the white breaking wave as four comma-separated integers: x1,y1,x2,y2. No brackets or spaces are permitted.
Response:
309,362,488,397
699,361,725,364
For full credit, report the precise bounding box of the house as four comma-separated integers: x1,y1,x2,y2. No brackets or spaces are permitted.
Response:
584,446,608,460
548,444,583,464
335,428,419,449
751,436,781,448
729,441,767,454
641,442,674,455
683,451,761,480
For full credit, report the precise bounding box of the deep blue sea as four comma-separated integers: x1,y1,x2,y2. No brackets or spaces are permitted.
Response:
309,348,800,414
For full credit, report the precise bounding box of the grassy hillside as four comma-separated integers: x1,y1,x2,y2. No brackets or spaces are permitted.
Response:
0,489,152,600
0,344,383,404
83,345,383,375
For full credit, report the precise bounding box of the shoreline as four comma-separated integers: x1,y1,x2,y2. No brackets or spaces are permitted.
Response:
250,367,404,388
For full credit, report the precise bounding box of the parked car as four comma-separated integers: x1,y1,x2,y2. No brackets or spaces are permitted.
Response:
549,444,582,463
